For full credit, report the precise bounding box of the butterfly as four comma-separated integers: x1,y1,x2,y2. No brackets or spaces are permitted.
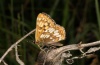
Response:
35,12,66,46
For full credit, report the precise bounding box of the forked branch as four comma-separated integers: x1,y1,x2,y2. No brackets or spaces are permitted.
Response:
0,29,36,63
36,41,100,65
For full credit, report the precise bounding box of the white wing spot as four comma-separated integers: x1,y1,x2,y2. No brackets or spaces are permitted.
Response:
37,22,44,27
40,34,44,38
44,29,48,32
44,28,55,33
52,39,54,41
50,37,53,39
54,30,58,33
56,35,61,37
40,34,50,38
53,32,59,36
48,28,55,33
37,18,41,21
45,35,50,38
59,37,62,40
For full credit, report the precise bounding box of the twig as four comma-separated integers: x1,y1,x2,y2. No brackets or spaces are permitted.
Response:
46,40,100,64
81,41,100,47
0,29,36,63
2,60,8,65
15,45,25,65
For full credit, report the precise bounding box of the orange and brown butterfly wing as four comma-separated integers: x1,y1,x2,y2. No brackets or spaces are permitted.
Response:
54,24,66,42
35,13,55,43
35,12,66,45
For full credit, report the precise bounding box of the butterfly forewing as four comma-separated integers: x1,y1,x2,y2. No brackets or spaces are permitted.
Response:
35,12,66,45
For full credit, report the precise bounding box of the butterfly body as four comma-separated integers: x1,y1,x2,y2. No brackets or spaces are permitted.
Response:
35,12,66,46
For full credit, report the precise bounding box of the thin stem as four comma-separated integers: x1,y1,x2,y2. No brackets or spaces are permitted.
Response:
0,29,36,63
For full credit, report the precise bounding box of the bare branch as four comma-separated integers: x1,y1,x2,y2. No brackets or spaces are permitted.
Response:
0,29,36,63
47,40,100,60
81,41,100,47
15,45,25,65
2,60,8,65
36,40,100,65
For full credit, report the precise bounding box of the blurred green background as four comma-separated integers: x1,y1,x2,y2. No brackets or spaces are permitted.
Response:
0,0,100,65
